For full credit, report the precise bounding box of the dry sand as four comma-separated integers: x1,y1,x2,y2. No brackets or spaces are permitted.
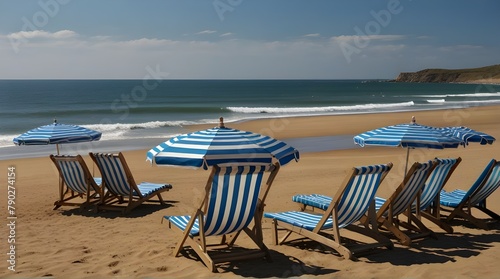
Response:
1,105,500,278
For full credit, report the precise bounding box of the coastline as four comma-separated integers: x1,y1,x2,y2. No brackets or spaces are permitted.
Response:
190,104,500,139
1,105,500,278
3,79,500,152
389,79,500,85
2,104,500,161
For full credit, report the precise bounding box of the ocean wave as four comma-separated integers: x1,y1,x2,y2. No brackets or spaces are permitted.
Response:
426,99,445,103
0,120,200,148
407,92,500,98
444,99,500,106
0,134,18,148
227,102,415,114
83,120,198,132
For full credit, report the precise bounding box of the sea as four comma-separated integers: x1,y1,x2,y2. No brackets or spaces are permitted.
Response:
1,79,500,159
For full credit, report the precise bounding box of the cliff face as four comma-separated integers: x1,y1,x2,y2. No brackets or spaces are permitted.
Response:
395,70,461,83
394,65,500,83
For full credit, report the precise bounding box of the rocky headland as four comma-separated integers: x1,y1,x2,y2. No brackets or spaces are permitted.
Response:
394,64,500,84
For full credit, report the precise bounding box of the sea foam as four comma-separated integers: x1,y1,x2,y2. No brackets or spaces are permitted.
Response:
426,99,446,103
408,92,500,98
227,101,415,114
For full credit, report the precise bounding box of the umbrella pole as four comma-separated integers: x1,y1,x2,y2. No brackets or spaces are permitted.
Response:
404,148,410,175
56,144,60,155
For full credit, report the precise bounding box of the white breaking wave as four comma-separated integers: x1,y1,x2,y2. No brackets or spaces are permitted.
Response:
0,120,200,148
83,120,196,132
227,101,415,114
407,92,500,98
0,134,18,148
426,99,446,103
445,99,500,105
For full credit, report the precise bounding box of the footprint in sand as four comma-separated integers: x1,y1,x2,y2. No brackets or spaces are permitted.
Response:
157,266,168,272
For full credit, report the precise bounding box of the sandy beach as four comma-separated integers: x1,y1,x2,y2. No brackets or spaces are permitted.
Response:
2,105,500,278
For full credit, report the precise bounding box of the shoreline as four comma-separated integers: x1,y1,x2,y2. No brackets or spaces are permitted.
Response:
3,104,500,161
195,104,500,139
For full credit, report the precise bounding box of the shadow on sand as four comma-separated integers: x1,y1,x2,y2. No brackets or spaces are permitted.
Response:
265,222,500,267
176,247,338,277
364,226,500,265
60,200,178,219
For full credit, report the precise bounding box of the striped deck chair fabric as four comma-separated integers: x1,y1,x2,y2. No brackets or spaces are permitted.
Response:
293,158,461,235
164,164,272,272
416,158,461,211
408,157,461,233
373,161,436,246
292,193,332,211
50,154,102,210
440,159,500,229
89,152,172,214
264,163,393,260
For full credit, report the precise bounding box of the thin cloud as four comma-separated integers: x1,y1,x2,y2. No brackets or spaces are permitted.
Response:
220,32,233,37
119,38,177,47
370,44,406,52
331,34,406,43
90,37,179,48
7,30,77,40
304,33,320,37
196,30,217,35
416,35,431,40
91,35,111,41
2,31,496,79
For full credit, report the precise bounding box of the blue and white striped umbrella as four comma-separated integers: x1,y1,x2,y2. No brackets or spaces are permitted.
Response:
13,120,101,154
439,126,495,146
354,117,463,173
147,118,299,169
354,123,462,149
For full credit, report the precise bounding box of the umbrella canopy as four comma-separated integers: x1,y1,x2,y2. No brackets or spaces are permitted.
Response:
13,120,102,154
147,118,299,169
440,126,495,146
354,118,462,149
354,116,463,173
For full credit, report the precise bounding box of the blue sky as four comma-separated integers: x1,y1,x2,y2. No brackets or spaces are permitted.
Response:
1,0,499,79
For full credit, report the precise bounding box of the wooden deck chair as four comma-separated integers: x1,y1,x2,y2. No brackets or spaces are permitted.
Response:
372,161,437,246
405,157,461,235
50,154,102,210
264,163,394,260
440,159,500,229
164,164,276,272
89,152,172,214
